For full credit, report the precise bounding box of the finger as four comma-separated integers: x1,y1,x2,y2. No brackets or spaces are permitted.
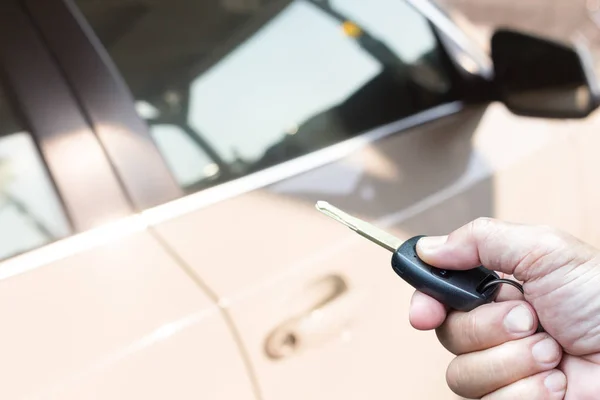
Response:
445,333,562,399
482,370,567,400
407,272,523,332
559,353,600,396
408,290,447,330
415,218,596,281
436,300,538,355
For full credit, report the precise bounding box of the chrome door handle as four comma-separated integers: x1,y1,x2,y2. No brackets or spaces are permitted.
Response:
264,274,360,360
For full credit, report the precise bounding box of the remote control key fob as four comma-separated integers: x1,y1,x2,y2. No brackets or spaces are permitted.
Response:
392,235,500,311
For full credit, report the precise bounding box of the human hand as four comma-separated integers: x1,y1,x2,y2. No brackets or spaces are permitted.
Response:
409,218,600,399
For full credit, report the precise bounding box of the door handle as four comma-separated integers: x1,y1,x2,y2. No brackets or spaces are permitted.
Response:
264,274,362,360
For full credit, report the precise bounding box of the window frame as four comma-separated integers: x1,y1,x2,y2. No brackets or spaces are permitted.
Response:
21,0,185,212
0,0,133,239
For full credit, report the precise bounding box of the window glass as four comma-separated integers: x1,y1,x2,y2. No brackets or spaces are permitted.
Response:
150,124,221,188
75,0,456,193
0,84,72,260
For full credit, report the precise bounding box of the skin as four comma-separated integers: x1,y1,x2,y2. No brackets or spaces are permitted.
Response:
408,218,600,400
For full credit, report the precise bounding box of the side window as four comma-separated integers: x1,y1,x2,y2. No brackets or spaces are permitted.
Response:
0,84,71,259
148,122,221,190
75,0,456,194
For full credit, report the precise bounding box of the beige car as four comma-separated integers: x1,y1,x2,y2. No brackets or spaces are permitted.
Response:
0,0,599,398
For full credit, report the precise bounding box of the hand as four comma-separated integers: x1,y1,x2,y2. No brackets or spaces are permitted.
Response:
409,218,600,399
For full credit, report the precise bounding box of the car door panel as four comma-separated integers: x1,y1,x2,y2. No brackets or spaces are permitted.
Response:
151,101,598,399
0,229,256,400
151,101,583,297
39,297,254,400
0,3,257,397
147,107,479,400
30,0,600,398
150,106,483,296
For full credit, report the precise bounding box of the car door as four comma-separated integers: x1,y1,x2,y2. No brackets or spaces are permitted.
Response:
36,0,600,399
0,2,257,399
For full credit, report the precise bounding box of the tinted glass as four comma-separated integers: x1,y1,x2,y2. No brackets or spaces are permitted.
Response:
0,84,72,260
75,0,456,193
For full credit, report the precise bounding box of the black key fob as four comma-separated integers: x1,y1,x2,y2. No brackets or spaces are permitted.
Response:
391,235,500,311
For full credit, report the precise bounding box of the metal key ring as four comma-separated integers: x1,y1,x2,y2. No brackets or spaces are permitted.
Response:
481,278,524,294
481,278,545,333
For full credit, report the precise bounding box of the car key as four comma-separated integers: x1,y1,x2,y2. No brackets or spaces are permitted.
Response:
315,201,506,312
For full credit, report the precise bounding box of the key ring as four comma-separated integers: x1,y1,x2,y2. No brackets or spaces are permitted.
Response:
480,278,524,294
481,278,546,332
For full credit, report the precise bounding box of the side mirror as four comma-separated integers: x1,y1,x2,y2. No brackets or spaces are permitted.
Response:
491,29,600,118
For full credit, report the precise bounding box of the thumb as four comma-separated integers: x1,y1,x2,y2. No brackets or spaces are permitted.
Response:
416,218,600,356
415,218,597,283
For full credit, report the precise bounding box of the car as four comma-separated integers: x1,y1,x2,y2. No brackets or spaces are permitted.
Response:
0,0,598,398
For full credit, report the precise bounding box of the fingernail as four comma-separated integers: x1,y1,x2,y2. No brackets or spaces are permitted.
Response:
532,338,560,364
417,236,448,255
504,305,534,333
544,371,567,393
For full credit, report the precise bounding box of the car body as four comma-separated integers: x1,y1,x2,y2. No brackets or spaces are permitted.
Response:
0,0,599,399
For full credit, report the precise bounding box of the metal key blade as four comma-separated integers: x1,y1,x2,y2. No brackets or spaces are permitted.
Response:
315,201,403,252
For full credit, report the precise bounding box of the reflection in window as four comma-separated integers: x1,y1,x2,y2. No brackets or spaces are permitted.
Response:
188,1,381,164
0,86,71,260
76,0,456,194
149,124,222,189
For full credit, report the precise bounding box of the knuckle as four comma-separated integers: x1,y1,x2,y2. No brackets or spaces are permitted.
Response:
464,312,483,350
445,359,464,395
435,320,456,353
436,311,482,354
437,307,491,354
535,224,569,246
470,217,495,233
514,226,574,279
470,217,498,242
536,223,555,233
445,357,481,398
474,216,496,226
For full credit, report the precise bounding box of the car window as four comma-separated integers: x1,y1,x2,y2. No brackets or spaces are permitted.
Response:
0,83,72,260
74,0,456,194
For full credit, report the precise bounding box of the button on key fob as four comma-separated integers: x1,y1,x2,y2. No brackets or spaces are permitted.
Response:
392,235,499,311
316,201,501,312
